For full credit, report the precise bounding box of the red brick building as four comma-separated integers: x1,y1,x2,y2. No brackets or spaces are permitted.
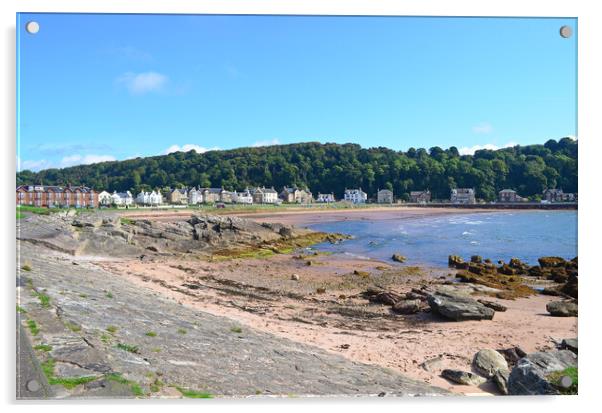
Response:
16,185,99,208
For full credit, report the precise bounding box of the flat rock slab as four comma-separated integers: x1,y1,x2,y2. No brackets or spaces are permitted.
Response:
427,291,495,321
17,241,450,398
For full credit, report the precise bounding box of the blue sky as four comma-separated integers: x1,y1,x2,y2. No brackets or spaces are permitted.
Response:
17,14,577,171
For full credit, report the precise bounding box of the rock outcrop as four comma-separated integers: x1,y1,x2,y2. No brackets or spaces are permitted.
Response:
441,369,486,386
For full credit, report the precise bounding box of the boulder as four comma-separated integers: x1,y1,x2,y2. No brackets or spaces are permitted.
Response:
448,255,468,269
392,299,422,315
477,299,507,312
493,369,510,395
391,254,406,263
473,349,509,378
497,347,527,367
369,291,403,306
538,256,567,268
427,291,495,321
470,255,483,264
508,350,577,395
560,338,578,354
546,300,578,317
441,369,486,386
291,274,300,281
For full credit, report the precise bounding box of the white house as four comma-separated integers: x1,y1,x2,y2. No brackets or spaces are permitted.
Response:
344,188,367,204
316,193,336,203
136,190,163,206
188,187,202,205
232,189,253,204
111,191,134,206
98,191,112,206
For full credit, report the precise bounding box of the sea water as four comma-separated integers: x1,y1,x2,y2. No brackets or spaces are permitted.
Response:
308,211,577,267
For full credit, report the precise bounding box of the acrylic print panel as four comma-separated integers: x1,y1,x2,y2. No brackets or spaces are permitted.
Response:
16,13,577,399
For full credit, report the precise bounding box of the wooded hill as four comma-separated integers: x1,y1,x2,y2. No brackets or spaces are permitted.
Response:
16,138,577,202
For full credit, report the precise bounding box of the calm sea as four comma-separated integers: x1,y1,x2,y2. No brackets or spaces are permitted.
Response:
308,210,577,267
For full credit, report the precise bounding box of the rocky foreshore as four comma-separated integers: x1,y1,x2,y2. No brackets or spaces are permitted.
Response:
17,212,578,398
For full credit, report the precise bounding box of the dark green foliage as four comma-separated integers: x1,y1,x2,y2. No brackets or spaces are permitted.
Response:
16,139,577,201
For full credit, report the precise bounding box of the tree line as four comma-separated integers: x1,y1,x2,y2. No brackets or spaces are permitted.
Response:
16,138,577,202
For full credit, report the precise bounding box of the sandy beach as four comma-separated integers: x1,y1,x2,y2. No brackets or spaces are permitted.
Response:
87,207,577,395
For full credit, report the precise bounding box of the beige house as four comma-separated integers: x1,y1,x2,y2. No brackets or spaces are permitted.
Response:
280,187,313,204
251,187,278,204
376,189,393,204
168,188,188,204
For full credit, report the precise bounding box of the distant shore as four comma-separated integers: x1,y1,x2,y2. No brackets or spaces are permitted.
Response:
122,204,570,227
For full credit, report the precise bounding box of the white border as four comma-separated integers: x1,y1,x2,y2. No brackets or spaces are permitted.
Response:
2,1,601,412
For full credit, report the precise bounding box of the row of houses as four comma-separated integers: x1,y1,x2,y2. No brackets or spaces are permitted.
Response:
15,184,578,208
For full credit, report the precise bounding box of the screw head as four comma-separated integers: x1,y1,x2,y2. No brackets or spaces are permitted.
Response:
26,379,41,392
25,21,40,34
560,25,572,38
560,375,573,388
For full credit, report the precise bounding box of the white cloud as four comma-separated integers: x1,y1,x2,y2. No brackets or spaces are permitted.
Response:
117,71,168,94
251,139,281,147
60,154,116,167
458,142,517,156
18,158,52,172
472,122,493,134
163,144,219,155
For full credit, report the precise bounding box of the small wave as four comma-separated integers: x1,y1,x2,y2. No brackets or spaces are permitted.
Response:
462,231,474,236
343,252,371,260
465,220,484,225
470,241,479,245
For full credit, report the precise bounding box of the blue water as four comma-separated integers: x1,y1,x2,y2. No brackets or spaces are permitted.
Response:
308,211,577,267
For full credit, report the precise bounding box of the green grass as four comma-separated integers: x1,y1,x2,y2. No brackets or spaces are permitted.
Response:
177,328,187,335
106,325,118,334
27,319,39,335
79,293,88,298
34,344,53,352
17,205,52,215
145,331,157,337
116,343,140,354
41,358,97,389
105,291,114,299
100,334,111,344
105,373,144,397
120,217,135,225
150,379,164,393
32,291,51,308
16,305,27,314
175,386,213,399
21,264,32,272
548,367,578,395
230,326,243,334
151,347,161,353
17,211,24,219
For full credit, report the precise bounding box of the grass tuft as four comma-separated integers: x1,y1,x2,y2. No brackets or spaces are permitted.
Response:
175,386,213,399
41,358,97,389
145,331,157,337
17,305,27,314
116,343,140,354
34,344,53,352
106,325,118,334
105,373,144,397
21,264,32,272
230,326,243,334
177,328,187,335
32,291,51,308
27,319,39,335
